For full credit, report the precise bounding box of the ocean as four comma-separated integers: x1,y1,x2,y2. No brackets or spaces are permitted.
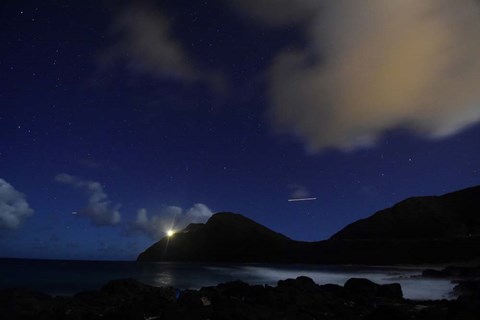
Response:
0,258,455,300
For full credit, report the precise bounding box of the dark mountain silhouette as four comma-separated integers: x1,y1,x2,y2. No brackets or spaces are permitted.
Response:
137,186,480,264
331,186,480,240
137,213,299,262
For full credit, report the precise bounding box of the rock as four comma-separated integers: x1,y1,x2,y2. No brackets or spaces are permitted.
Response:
277,276,318,291
0,288,53,320
446,299,480,320
344,278,402,301
217,280,251,298
423,266,480,278
318,283,345,296
444,266,480,278
274,277,318,307
378,283,403,299
1,276,477,320
454,280,480,298
416,305,449,320
178,290,204,308
365,305,411,320
201,296,211,306
344,278,379,297
100,278,149,295
71,278,176,319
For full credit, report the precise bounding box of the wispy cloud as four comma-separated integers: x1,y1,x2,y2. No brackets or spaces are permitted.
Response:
231,0,480,151
103,4,197,81
101,3,225,91
288,184,311,199
130,203,213,240
55,173,121,226
230,0,319,26
0,178,34,229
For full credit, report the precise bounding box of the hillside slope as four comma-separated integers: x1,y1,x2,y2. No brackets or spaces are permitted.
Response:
137,212,300,262
138,186,480,264
331,186,480,240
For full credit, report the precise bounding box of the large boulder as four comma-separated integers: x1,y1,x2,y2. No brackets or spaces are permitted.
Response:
378,283,403,299
277,276,318,291
454,280,480,299
0,288,53,320
344,278,403,299
344,278,379,297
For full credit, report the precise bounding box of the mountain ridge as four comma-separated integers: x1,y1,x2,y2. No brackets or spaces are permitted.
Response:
331,185,480,240
137,185,480,264
137,212,295,262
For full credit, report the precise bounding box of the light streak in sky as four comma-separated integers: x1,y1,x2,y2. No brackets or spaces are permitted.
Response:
288,197,317,202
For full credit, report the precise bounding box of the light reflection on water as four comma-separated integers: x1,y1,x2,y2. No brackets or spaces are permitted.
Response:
143,263,454,300
152,271,174,287
0,259,454,300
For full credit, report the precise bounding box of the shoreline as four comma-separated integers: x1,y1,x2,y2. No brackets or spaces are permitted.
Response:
3,259,476,300
1,275,479,320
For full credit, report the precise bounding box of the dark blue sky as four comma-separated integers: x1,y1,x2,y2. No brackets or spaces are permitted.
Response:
1,0,479,260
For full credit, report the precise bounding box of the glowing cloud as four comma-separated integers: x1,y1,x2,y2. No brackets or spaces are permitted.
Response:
55,174,121,226
232,0,480,151
0,178,33,230
131,203,213,240
288,184,311,199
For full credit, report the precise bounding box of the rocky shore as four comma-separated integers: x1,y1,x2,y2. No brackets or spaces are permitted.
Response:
1,275,479,320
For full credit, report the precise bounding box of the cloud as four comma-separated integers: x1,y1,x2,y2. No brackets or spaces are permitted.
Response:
0,178,34,229
288,184,311,199
130,208,165,240
131,203,213,240
234,0,480,151
104,4,196,81
185,203,214,220
102,3,225,91
230,0,320,26
55,174,121,226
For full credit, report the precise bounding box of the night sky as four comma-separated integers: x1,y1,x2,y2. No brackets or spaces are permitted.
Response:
1,0,480,261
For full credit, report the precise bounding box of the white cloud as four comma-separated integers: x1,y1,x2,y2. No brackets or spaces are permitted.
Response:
232,0,480,151
185,203,213,219
55,174,121,226
0,178,33,229
131,203,213,240
288,184,310,199
131,208,165,240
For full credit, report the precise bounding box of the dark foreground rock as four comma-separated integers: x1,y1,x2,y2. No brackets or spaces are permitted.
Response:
421,265,480,310
454,280,480,299
1,277,479,320
422,265,480,279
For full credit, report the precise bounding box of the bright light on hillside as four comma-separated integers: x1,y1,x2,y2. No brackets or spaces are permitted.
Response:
166,229,175,237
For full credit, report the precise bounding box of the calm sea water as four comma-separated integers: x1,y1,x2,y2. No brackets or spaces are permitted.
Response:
0,258,455,300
